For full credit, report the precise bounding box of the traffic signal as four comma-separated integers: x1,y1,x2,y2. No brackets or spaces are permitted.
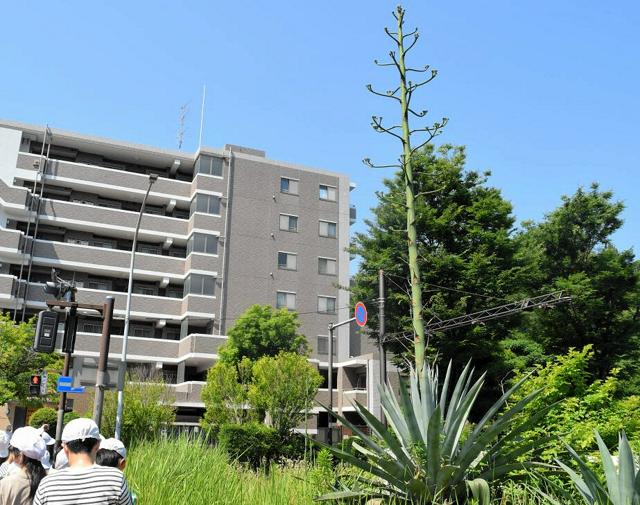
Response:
34,310,59,353
29,375,41,396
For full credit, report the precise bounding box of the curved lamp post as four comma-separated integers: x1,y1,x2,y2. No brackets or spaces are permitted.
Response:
114,174,158,439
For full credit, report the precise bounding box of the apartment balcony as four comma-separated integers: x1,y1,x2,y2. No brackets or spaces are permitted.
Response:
38,198,188,240
342,389,368,408
16,153,192,202
16,280,214,319
29,239,185,278
0,228,24,261
191,173,226,195
72,332,225,362
315,389,339,406
0,179,30,209
173,382,205,404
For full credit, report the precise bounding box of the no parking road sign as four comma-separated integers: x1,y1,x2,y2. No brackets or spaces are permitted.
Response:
355,302,367,327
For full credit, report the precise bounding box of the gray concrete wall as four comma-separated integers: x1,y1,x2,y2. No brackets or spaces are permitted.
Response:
221,154,347,360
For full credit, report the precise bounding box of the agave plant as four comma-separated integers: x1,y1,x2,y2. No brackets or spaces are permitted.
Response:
555,430,640,505
317,361,546,504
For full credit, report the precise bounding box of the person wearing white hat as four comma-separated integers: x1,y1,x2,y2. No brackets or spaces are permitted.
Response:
0,428,9,464
97,439,138,505
0,427,10,481
33,418,132,505
0,426,47,505
97,438,127,470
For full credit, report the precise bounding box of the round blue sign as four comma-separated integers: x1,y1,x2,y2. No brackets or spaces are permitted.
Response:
355,302,367,327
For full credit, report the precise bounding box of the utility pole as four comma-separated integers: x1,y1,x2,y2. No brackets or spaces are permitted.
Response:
327,315,357,445
42,270,108,451
378,269,386,425
93,296,115,429
53,295,76,451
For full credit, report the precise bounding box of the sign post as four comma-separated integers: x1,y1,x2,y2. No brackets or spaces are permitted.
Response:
327,302,367,445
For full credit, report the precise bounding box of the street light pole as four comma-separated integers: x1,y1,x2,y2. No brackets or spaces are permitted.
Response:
114,174,157,440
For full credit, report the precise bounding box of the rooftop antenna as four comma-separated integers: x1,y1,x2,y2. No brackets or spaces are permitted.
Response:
177,103,188,150
198,84,206,150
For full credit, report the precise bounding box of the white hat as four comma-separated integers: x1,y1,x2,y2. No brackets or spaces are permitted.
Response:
61,418,101,443
40,450,52,471
10,427,47,460
0,430,9,458
100,438,127,459
40,431,55,446
55,449,68,470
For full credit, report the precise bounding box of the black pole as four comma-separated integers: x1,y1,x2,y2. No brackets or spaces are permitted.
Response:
54,289,76,453
93,296,114,429
378,269,387,425
327,322,334,445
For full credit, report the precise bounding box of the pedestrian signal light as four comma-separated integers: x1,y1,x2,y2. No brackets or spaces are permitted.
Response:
29,375,41,396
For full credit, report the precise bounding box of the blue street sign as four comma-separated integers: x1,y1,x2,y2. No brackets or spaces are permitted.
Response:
57,376,85,394
355,302,367,327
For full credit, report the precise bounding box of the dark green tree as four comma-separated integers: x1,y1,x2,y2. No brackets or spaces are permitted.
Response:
218,305,308,365
352,144,527,390
515,184,640,384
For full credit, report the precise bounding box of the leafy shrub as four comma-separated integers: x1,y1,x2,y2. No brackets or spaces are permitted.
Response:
101,369,175,446
29,408,82,437
29,407,57,431
219,422,279,468
510,346,640,461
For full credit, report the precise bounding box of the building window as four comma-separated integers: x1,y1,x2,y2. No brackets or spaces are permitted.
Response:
317,336,337,356
187,233,218,255
276,291,296,310
278,252,297,270
318,257,337,276
166,287,183,298
131,326,153,338
279,214,298,232
164,328,181,340
82,321,103,333
195,155,223,177
184,274,216,296
319,184,337,201
137,243,161,255
190,194,221,216
86,279,112,291
319,220,337,238
134,284,158,296
318,296,337,314
280,177,299,195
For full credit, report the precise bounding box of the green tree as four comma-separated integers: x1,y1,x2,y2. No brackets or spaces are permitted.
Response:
352,144,525,392
249,352,322,437
101,369,175,446
201,358,254,432
219,305,308,365
364,5,447,372
515,184,640,382
0,314,62,405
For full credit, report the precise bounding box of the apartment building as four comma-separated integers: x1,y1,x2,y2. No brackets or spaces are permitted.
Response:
0,120,381,434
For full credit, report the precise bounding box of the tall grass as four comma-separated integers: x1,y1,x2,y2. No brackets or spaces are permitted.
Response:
126,437,321,504
125,438,562,504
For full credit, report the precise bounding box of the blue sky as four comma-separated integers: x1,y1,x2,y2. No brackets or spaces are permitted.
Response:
1,1,638,261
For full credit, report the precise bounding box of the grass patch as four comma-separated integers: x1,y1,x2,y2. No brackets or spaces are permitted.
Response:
126,437,320,504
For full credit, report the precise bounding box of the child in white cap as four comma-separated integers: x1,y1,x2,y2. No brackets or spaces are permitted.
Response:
97,439,138,504
0,426,47,505
32,418,132,505
0,426,12,480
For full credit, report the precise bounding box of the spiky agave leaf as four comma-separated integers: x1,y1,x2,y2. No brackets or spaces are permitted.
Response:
315,360,544,503
557,430,640,505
